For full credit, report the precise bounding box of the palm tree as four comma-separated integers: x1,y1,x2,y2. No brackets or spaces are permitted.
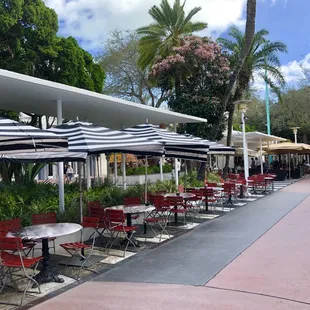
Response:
217,25,287,175
137,0,207,69
218,27,287,99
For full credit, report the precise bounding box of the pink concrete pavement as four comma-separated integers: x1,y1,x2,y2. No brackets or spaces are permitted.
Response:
30,282,310,310
207,178,310,304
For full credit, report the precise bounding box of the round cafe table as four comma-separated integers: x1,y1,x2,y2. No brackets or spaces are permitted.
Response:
7,223,81,285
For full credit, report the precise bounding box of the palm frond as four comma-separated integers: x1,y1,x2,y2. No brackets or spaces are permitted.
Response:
148,6,169,28
255,41,288,60
182,7,202,28
187,21,208,32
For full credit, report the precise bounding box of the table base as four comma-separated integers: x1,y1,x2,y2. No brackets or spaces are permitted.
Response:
33,267,64,287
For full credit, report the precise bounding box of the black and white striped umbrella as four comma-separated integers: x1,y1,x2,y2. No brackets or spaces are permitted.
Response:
49,121,164,156
0,117,68,153
123,124,209,148
163,135,234,160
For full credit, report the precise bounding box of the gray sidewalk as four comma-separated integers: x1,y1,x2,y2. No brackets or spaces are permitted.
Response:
94,188,309,285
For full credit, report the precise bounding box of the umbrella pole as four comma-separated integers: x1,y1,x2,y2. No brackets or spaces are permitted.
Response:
289,150,291,179
114,153,117,185
144,156,148,204
159,156,164,182
184,160,187,191
260,138,263,174
122,153,126,190
96,156,100,180
78,162,83,223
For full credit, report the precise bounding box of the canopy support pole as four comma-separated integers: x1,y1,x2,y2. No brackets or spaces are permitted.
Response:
241,110,249,184
57,99,65,213
86,156,91,189
122,153,126,190
78,162,83,223
144,156,148,204
114,153,117,185
260,138,263,174
289,150,291,179
173,123,179,187
159,156,164,182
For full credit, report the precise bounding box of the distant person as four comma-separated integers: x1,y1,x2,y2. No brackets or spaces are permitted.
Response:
66,165,74,183
255,157,260,167
251,158,256,169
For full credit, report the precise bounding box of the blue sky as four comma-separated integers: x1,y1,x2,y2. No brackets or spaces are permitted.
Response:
43,0,309,88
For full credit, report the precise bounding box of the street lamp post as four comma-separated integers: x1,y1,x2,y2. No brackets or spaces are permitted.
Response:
291,127,300,144
234,100,252,185
290,127,300,169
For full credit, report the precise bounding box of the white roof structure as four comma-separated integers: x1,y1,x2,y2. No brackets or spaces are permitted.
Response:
222,130,286,147
0,70,207,129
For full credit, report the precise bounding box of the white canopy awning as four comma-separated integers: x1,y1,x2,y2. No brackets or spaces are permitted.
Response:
0,70,207,129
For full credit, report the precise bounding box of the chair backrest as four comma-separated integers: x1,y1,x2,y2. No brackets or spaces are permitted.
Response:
207,183,217,188
204,188,214,197
87,200,101,210
149,195,169,210
0,219,21,236
192,190,203,199
186,188,196,193
105,209,126,225
32,212,57,225
155,190,167,195
166,196,184,207
123,197,141,206
81,216,99,229
0,237,23,252
88,207,106,222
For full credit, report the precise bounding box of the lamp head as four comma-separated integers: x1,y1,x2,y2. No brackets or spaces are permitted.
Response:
290,127,300,135
233,100,252,113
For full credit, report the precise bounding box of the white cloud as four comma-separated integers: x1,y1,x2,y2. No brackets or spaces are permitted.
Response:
252,53,310,96
43,0,248,52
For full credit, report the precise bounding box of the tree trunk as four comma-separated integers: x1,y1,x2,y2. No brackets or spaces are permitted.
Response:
215,0,257,134
197,162,206,181
223,108,234,177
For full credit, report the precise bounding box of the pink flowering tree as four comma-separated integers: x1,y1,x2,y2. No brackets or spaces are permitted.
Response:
149,36,230,99
149,36,231,142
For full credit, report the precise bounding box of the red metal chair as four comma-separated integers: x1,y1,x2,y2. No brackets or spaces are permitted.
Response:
144,196,171,241
0,237,43,306
223,183,238,209
88,207,110,243
185,190,203,219
105,209,137,257
206,183,217,188
87,201,101,210
32,212,57,255
0,219,35,257
203,188,219,213
155,190,167,195
60,217,99,279
123,197,141,221
166,196,187,226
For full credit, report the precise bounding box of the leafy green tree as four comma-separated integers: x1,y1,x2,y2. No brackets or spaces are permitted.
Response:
0,0,59,74
137,0,207,69
99,29,169,107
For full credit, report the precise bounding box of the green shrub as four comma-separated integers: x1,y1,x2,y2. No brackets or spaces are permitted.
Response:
119,164,172,176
